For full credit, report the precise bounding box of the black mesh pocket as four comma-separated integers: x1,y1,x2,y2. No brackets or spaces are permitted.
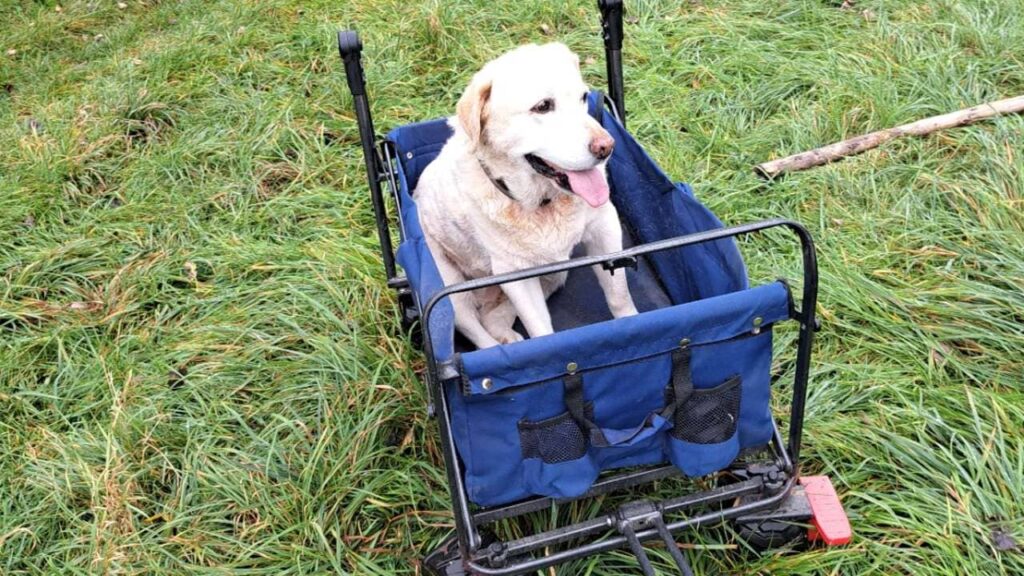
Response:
518,405,593,464
671,376,741,444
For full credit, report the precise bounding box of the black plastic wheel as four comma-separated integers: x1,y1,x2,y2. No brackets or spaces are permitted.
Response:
735,519,806,551
722,459,811,552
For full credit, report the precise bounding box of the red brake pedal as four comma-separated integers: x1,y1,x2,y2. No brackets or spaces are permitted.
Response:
799,475,852,546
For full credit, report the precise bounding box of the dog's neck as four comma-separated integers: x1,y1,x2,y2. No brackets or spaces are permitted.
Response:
475,156,516,201
475,153,555,209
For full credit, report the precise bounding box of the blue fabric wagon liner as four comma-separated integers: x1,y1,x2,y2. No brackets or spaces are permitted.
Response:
386,94,796,507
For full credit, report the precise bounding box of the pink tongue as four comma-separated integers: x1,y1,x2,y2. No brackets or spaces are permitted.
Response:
565,167,610,207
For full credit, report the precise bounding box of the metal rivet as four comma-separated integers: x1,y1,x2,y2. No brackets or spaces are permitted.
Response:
566,362,578,373
752,316,764,335
679,338,690,347
406,151,414,159
481,378,492,390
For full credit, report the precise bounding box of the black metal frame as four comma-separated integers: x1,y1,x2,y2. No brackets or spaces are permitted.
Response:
338,4,820,574
599,0,626,126
417,220,817,576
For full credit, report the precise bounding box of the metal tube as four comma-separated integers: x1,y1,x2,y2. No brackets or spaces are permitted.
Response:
498,477,762,558
621,524,656,576
337,30,399,281
467,477,797,575
599,0,626,126
422,218,810,329
785,224,819,470
472,465,679,526
606,48,625,125
654,519,695,576
426,363,481,555
337,29,481,561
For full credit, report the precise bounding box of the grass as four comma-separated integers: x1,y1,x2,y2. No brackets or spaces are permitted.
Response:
1,0,1022,574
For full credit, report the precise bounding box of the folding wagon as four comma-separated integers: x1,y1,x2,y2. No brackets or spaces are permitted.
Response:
338,2,850,574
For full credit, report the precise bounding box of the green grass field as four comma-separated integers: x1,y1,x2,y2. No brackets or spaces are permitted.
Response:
2,0,1022,574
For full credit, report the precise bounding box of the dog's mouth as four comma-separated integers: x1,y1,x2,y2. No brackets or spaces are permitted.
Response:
525,154,610,208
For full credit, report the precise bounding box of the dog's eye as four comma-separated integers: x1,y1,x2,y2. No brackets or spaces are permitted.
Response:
531,98,554,114
581,92,588,103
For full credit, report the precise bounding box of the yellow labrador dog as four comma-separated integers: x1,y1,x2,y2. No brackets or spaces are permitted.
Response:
414,43,638,349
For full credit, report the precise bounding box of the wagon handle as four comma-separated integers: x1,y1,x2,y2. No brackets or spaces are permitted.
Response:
598,0,626,126
338,30,400,282
338,30,365,96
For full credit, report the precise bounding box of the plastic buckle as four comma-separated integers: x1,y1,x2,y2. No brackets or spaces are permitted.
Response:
800,475,852,545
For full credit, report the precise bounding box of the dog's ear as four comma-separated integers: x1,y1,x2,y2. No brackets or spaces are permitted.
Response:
456,69,492,149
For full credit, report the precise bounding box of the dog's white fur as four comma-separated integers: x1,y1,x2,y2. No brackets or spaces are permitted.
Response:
414,43,638,349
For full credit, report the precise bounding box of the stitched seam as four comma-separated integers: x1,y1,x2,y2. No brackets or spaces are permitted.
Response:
464,282,790,394
470,323,775,397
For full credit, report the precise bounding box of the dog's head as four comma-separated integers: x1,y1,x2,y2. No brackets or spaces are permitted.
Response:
456,43,615,207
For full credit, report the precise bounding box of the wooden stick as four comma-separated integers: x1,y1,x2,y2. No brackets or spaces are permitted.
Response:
754,95,1024,179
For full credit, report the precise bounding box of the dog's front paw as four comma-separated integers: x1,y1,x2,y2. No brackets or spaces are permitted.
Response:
495,329,525,345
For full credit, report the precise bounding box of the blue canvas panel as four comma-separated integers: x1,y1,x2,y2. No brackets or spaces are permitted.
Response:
449,283,787,506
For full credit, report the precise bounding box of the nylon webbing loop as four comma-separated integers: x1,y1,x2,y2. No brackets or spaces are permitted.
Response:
563,344,692,448
564,372,610,446
666,346,694,415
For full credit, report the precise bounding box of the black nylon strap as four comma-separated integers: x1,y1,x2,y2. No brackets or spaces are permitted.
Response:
564,372,610,446
477,157,517,201
563,345,692,448
666,347,693,413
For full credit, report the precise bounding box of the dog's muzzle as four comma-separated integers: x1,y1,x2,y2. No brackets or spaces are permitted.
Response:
525,154,572,191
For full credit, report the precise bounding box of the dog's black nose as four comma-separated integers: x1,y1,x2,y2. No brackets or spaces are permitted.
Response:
589,133,614,160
